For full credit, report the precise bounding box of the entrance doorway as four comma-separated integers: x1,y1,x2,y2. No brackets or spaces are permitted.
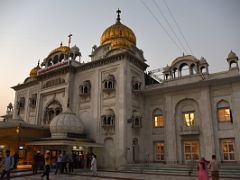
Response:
132,138,139,163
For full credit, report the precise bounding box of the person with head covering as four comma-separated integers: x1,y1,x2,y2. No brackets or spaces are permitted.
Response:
90,154,97,176
197,157,209,180
0,149,14,180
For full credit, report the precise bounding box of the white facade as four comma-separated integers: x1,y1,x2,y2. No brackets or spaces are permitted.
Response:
11,13,240,169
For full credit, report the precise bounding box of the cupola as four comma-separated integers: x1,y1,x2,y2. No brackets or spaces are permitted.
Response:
100,9,136,49
29,61,41,77
50,108,84,138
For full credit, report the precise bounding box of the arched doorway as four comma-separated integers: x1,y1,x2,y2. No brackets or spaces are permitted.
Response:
132,138,139,163
103,138,115,169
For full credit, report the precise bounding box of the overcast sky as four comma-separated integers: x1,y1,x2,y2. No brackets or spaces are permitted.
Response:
0,0,239,116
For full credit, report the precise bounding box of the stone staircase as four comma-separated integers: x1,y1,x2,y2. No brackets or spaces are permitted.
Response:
120,163,240,179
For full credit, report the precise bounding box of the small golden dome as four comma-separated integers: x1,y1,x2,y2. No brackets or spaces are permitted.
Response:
48,44,71,58
30,62,41,77
100,9,136,49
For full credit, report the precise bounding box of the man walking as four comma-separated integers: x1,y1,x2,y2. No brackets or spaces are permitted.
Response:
0,149,14,180
209,154,220,180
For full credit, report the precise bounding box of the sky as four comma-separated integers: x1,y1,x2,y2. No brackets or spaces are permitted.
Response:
0,0,239,116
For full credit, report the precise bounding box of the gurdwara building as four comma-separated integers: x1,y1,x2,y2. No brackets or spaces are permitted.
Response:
1,10,240,169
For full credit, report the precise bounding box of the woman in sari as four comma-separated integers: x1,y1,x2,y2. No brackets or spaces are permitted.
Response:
197,157,209,180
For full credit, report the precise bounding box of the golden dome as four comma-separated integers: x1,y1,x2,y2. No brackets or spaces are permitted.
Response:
30,62,41,77
48,45,71,58
100,9,136,49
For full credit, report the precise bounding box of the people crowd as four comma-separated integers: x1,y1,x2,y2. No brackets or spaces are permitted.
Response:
1,148,221,180
25,149,97,179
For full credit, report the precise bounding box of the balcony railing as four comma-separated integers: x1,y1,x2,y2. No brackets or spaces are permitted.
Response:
180,125,200,135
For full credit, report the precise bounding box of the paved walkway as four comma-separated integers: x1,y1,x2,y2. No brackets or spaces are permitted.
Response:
10,170,236,180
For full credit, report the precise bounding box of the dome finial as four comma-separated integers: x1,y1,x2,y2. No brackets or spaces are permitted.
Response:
116,8,121,23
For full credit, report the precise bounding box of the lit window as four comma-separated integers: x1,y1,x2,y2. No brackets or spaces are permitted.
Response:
154,115,164,127
222,139,235,161
184,112,194,127
218,108,231,122
184,141,199,160
155,143,164,161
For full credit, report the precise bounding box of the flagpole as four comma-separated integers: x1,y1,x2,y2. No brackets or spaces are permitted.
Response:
68,34,72,47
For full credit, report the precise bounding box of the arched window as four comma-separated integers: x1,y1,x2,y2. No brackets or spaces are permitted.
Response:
101,109,115,127
132,110,142,128
190,64,197,75
179,63,189,76
29,94,37,108
79,80,91,96
132,77,141,91
200,66,207,74
17,97,26,114
217,100,232,123
69,53,74,60
53,55,58,64
102,74,115,92
44,100,62,125
172,68,178,78
153,109,164,128
47,59,52,66
19,97,25,108
230,61,238,69
59,54,64,62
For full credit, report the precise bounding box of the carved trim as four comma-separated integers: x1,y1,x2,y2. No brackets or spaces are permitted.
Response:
77,51,148,72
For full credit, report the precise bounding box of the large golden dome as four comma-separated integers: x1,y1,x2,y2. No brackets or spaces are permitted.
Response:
100,9,136,49
47,45,71,58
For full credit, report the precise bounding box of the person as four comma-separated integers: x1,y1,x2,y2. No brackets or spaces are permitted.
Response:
90,154,97,176
32,151,37,174
197,157,209,180
0,149,15,180
41,150,51,180
86,152,91,168
55,151,62,175
32,151,41,174
208,154,220,180
61,151,68,174
79,151,84,168
67,153,74,174
13,151,19,169
0,152,3,174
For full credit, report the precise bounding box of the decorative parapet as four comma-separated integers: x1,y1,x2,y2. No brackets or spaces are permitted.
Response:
38,60,70,76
